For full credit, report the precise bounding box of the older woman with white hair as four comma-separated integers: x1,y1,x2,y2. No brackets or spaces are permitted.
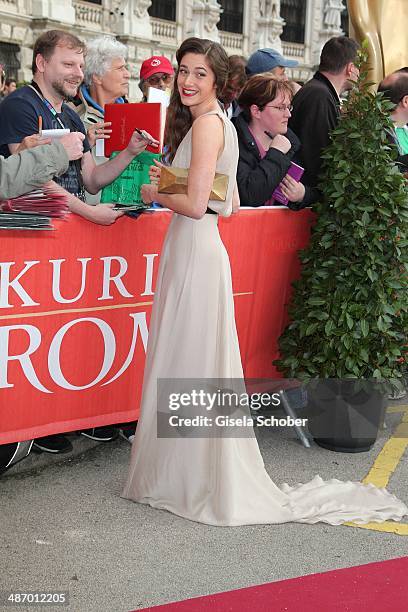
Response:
71,35,130,153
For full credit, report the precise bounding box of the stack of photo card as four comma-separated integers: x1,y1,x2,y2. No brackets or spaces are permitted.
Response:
0,212,53,230
0,187,68,230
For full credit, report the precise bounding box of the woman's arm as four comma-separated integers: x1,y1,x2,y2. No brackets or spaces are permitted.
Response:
46,180,124,226
142,114,224,219
81,130,159,195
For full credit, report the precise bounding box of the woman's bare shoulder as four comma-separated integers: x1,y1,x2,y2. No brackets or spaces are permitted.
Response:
191,112,224,140
191,113,225,160
192,111,224,128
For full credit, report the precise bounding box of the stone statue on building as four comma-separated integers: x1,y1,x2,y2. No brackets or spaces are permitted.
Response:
323,0,345,31
134,0,152,20
109,0,125,28
254,0,284,51
316,0,344,64
189,0,222,42
204,1,221,34
259,0,279,20
109,0,152,39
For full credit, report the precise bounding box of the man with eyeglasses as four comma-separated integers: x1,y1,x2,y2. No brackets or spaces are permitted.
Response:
138,56,175,102
289,36,359,202
378,71,408,174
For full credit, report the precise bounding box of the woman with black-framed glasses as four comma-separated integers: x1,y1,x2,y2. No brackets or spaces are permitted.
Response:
233,73,313,209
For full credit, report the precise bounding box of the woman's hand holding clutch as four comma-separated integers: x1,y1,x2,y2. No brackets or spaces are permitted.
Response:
149,158,165,185
141,183,159,204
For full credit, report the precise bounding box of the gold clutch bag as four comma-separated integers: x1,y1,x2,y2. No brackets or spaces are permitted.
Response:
158,166,229,201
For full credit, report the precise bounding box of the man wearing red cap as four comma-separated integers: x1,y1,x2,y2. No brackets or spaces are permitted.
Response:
139,55,175,101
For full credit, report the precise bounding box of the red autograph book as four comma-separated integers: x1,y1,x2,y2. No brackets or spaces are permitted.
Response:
104,102,164,156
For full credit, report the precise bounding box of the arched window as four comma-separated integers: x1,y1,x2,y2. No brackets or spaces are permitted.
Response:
148,0,176,21
281,0,306,44
218,0,244,33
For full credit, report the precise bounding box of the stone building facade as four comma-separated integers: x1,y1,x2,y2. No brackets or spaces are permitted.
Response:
0,0,348,99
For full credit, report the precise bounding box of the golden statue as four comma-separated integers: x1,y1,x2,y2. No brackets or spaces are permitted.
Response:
348,0,408,84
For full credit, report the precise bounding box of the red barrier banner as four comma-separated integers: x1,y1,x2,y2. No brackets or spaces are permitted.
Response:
0,208,313,443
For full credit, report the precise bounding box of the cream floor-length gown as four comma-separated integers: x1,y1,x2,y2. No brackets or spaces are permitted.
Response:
122,110,407,526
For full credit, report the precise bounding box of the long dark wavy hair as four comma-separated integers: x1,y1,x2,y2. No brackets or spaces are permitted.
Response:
165,37,229,163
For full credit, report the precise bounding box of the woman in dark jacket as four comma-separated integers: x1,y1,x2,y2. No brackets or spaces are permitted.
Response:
232,74,312,208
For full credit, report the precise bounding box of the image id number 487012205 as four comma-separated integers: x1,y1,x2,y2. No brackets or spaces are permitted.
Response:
0,592,68,606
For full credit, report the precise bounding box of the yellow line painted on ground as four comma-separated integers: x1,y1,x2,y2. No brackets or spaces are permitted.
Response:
344,521,408,535
361,437,408,488
345,409,408,535
387,404,408,414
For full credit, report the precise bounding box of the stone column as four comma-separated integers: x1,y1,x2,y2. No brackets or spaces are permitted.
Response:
19,45,34,83
31,0,75,24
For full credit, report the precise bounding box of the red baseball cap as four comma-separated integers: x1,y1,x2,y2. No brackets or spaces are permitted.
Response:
140,56,174,81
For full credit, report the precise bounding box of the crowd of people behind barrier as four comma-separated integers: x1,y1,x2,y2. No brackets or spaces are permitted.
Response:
0,29,407,471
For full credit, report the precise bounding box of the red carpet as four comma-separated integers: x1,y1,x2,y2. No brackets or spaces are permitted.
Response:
137,556,408,612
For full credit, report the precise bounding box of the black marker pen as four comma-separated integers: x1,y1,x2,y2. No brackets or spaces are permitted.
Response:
135,128,158,147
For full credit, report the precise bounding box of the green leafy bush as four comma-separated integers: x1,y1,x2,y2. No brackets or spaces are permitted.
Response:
275,47,408,385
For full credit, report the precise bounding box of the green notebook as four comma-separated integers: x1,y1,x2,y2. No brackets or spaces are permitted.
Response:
100,150,162,208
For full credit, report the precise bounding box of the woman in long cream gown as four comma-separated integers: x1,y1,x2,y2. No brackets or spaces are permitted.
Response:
122,37,407,527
